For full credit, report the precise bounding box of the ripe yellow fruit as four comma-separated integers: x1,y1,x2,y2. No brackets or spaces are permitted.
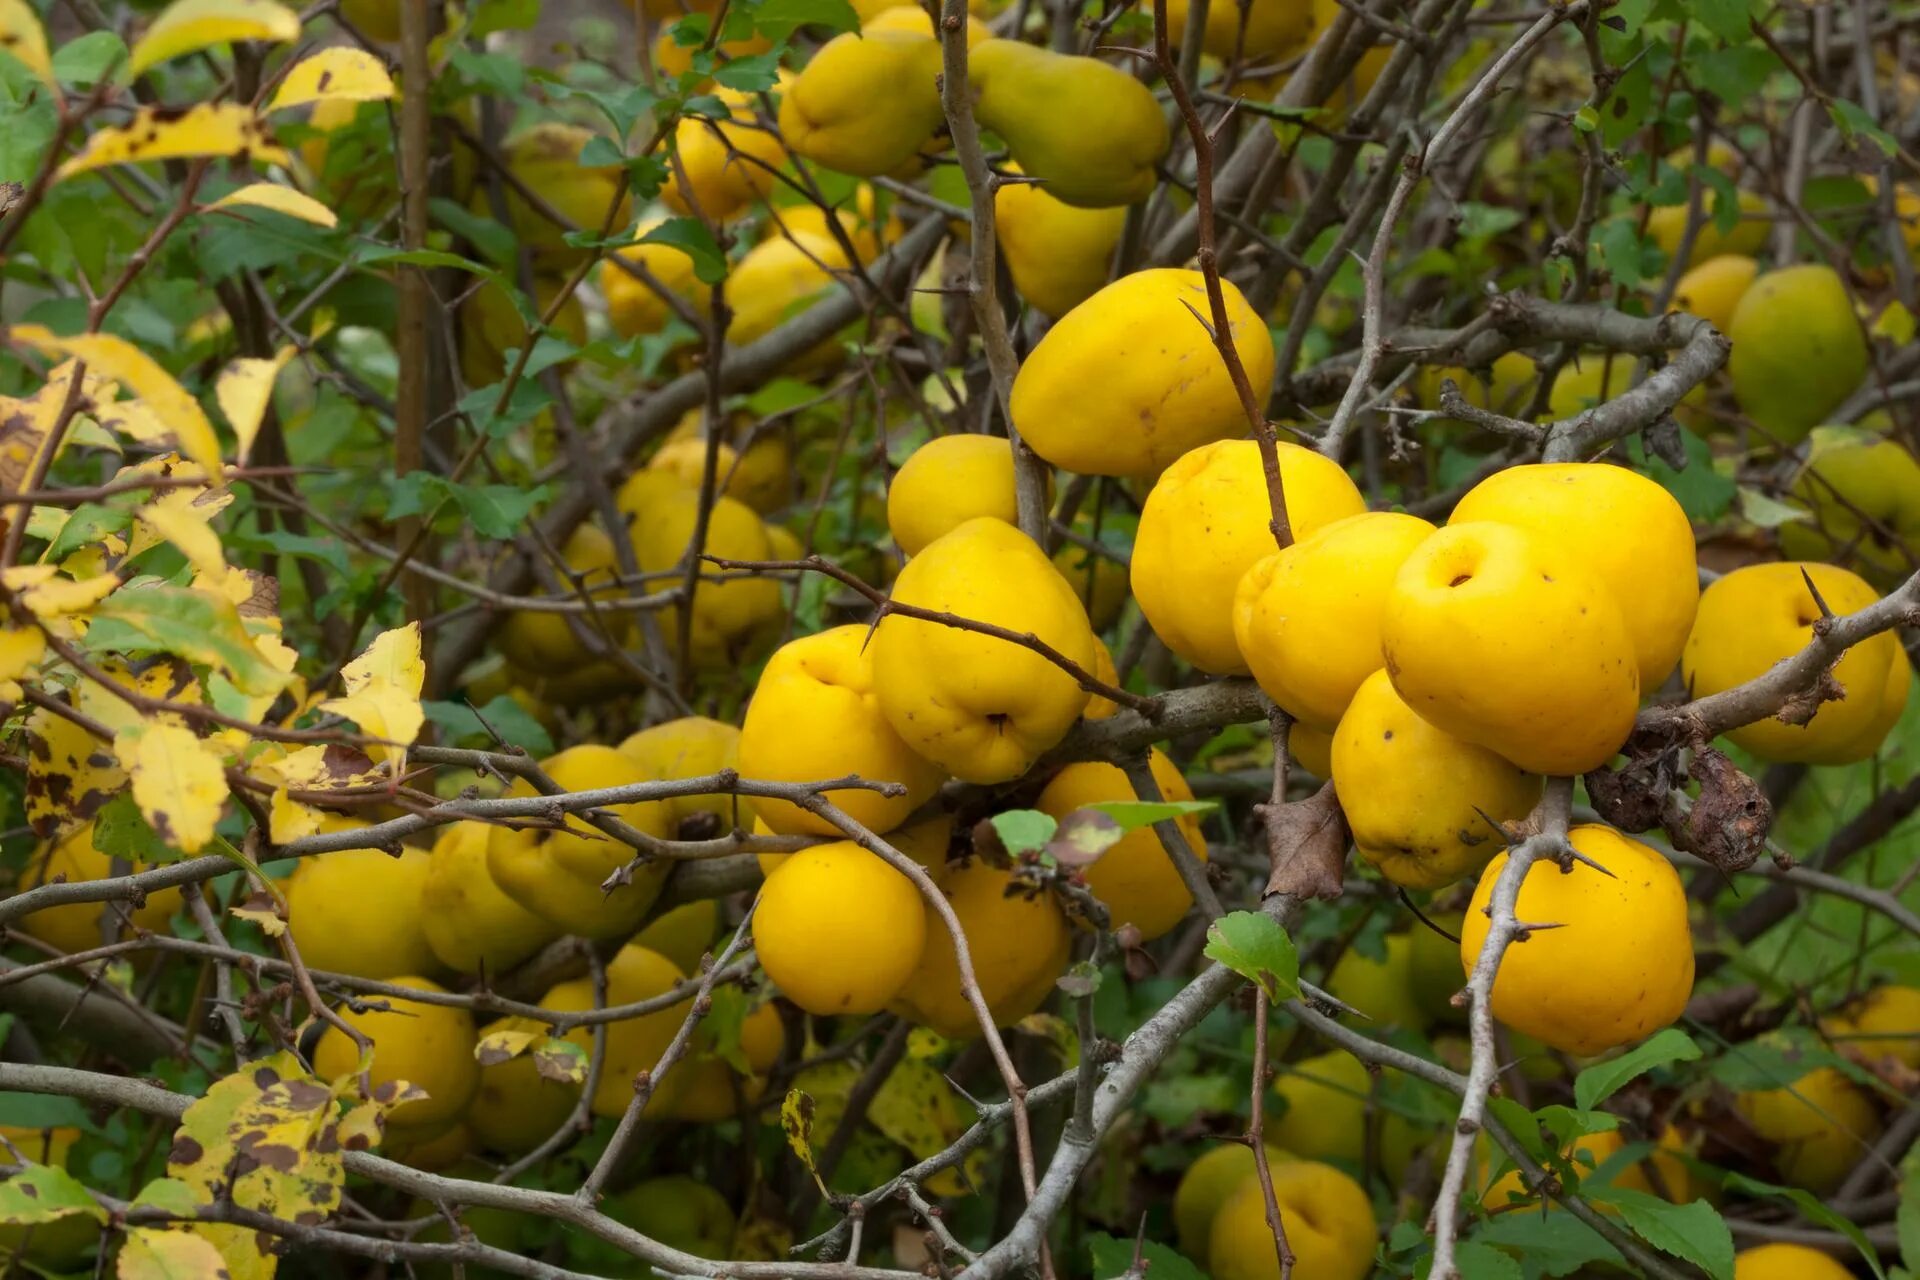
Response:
1289,722,1333,778
1210,1160,1376,1280
724,230,854,367
312,977,479,1129
1449,462,1698,690
969,41,1170,207
1408,915,1466,1026
754,841,927,1015
1082,636,1122,720
1173,1144,1290,1267
617,716,743,836
1482,1130,1655,1208
547,944,690,1118
1728,265,1869,443
286,846,439,981
486,746,676,939
767,187,899,264
1461,824,1692,1056
778,32,945,177
649,1001,787,1122
600,1176,736,1274
1165,0,1312,59
459,275,588,389
1671,254,1758,333
897,859,1071,1038
602,217,709,339
663,90,786,221
1734,1243,1856,1280
1734,1060,1883,1194
1333,670,1541,890
1265,1049,1424,1177
491,123,630,266
497,522,630,674
887,435,1020,556
658,411,795,515
466,1032,578,1155
1035,749,1207,941
1011,269,1277,478
1233,511,1436,730
871,518,1098,783
1136,439,1368,675
739,625,946,835
19,823,184,955
634,900,720,976
1382,521,1640,776
995,172,1127,319
1824,984,1920,1070
1325,933,1428,1030
1646,188,1769,267
754,811,951,883
1779,433,1920,589
630,485,785,667
862,4,990,41
420,822,559,976
1681,561,1902,764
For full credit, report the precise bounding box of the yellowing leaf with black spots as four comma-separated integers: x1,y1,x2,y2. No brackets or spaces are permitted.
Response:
9,329,223,478
207,184,336,230
212,344,297,459
95,584,292,697
0,361,90,502
117,1226,233,1280
780,1087,830,1195
24,701,125,835
867,1055,983,1197
55,103,289,183
319,622,424,761
229,886,286,937
0,1161,106,1226
75,656,202,738
532,1034,588,1084
115,721,228,853
0,0,52,86
127,0,300,77
475,1020,543,1066
193,564,282,633
267,47,395,112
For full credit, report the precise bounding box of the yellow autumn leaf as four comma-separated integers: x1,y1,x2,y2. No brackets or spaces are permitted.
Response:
0,623,43,682
137,498,228,578
268,787,324,843
0,0,54,88
207,183,337,230
117,1226,233,1280
76,656,201,738
2,564,120,617
229,887,287,937
115,721,229,853
9,328,224,479
214,345,297,459
23,701,126,836
0,361,92,502
55,103,289,183
319,622,424,759
474,1022,543,1066
267,46,395,113
127,0,300,77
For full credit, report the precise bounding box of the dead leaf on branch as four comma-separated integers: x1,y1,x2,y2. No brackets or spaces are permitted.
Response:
1668,747,1771,876
1257,779,1351,901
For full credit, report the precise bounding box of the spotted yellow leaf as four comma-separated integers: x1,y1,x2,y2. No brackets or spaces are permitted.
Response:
267,46,395,112
207,183,336,230
75,656,201,739
475,1022,543,1066
56,103,289,183
213,344,297,459
0,361,90,502
115,721,229,853
8,328,223,478
319,622,424,761
127,0,300,77
229,887,286,937
23,700,125,836
0,0,53,88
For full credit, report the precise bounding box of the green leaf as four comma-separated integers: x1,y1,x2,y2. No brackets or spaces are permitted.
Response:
638,216,729,286
1473,1210,1624,1277
1203,910,1300,1001
452,482,551,539
1829,99,1899,157
753,0,859,40
51,31,127,86
713,50,785,93
1086,1232,1206,1280
0,1163,106,1226
128,1177,200,1216
1088,798,1218,833
43,503,133,564
1724,1172,1887,1279
470,0,541,35
1629,427,1737,524
0,1093,88,1130
1572,1029,1701,1111
1454,1240,1525,1280
1692,44,1781,103
1738,487,1811,529
92,791,180,867
1682,0,1751,41
422,696,555,757
1587,1189,1733,1280
91,585,292,697
990,809,1057,856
